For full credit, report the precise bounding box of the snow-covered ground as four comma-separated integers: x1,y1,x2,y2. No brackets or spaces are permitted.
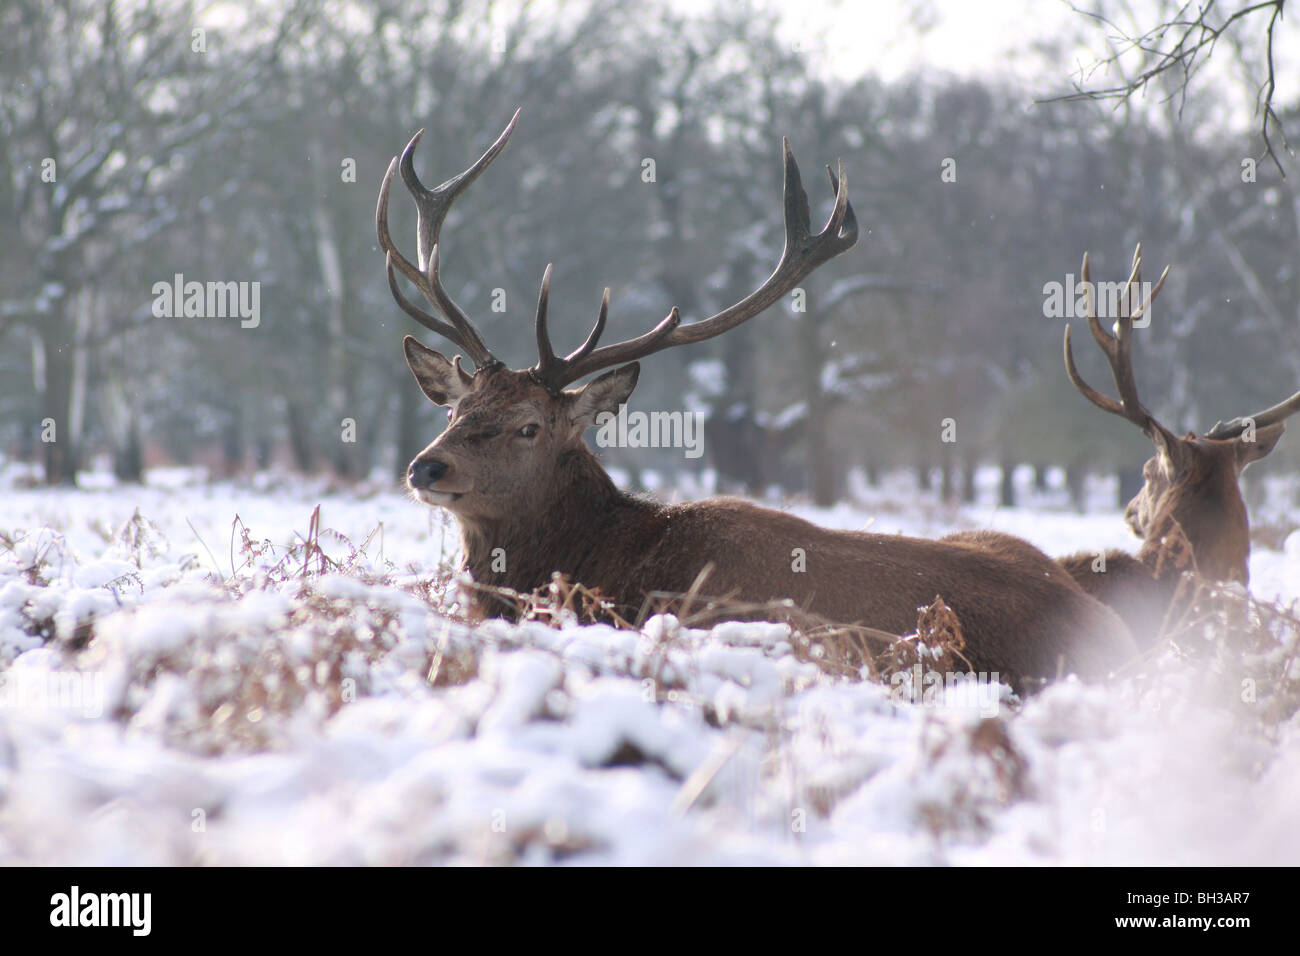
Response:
1,465,1298,865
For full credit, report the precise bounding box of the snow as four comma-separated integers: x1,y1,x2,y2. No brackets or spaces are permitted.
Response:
0,469,1297,865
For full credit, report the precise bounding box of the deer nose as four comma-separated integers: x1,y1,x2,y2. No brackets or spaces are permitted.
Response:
408,457,449,489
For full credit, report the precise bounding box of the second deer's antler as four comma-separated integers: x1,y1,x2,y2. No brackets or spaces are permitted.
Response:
1063,244,1177,451
1064,243,1300,445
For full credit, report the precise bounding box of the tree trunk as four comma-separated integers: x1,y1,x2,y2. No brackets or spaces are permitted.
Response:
806,399,836,507
1118,465,1144,509
961,453,977,503
999,459,1016,508
222,403,245,476
1066,459,1087,513
18,411,37,462
285,401,316,473
355,389,391,481
38,325,78,485
1033,463,1050,493
314,197,356,479
103,340,143,483
914,451,932,493
395,381,422,482
254,435,272,471
113,423,143,483
939,440,956,503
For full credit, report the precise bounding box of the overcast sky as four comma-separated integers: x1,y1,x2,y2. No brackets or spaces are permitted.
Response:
662,0,1299,132
767,0,1080,81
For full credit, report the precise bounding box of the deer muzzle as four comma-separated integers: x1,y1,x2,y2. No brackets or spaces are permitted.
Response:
407,457,448,488
407,456,470,506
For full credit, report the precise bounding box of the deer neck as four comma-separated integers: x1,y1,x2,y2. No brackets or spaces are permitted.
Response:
1134,505,1198,581
459,446,644,606
1136,479,1251,584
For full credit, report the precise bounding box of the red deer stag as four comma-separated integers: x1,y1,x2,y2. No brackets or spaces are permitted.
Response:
377,111,1137,690
1058,245,1300,643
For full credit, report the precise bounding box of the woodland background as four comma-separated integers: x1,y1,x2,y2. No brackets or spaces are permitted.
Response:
4,0,1299,508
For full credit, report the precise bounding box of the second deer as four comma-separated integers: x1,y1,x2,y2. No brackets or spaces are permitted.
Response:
1057,245,1300,643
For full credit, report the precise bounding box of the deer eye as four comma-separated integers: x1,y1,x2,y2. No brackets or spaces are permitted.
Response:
517,424,540,439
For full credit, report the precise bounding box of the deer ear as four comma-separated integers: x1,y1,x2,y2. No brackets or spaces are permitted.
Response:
1234,422,1285,470
567,363,640,431
404,336,473,406
1149,427,1188,478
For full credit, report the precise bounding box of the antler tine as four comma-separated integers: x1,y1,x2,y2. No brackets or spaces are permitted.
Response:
383,251,463,342
1063,324,1126,419
376,110,521,369
400,111,519,267
1118,243,1142,322
1130,265,1170,329
826,161,856,238
1063,247,1178,446
377,156,424,289
533,139,857,391
1073,250,1134,413
530,278,612,389
1080,250,1110,350
533,264,560,383
533,266,621,385
569,288,609,364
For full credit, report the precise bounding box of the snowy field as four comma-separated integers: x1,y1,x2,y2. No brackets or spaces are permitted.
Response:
1,464,1298,865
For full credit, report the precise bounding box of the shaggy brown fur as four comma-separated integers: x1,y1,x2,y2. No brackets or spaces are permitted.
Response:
406,354,1137,691
1060,426,1284,647
1059,550,1181,650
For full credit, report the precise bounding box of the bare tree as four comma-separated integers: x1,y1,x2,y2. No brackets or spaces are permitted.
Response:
1044,0,1289,174
0,0,298,483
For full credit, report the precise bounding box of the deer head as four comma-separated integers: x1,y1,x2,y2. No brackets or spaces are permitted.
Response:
1063,245,1300,583
376,110,857,529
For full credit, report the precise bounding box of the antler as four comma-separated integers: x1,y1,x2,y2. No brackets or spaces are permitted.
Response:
530,140,858,392
1063,244,1179,451
1205,389,1300,439
376,110,521,369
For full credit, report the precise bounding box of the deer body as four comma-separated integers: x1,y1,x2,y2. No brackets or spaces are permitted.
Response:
378,112,1139,692
419,365,1135,689
1058,434,1281,645
1059,550,1179,647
